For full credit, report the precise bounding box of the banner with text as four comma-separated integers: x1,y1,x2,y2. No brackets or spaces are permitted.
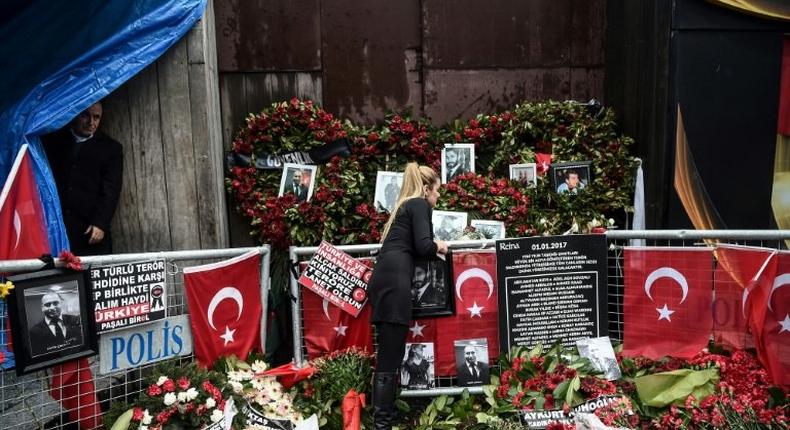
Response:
91,260,167,333
298,241,372,317
496,235,608,353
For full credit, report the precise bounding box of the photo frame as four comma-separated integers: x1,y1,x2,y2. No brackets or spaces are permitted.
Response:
454,338,490,387
441,143,475,184
470,220,506,239
509,163,537,187
432,210,468,241
373,171,404,213
550,161,592,194
411,251,454,318
401,342,435,390
278,163,318,202
6,269,98,375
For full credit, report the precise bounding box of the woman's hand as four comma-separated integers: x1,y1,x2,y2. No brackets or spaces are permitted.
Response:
435,240,449,254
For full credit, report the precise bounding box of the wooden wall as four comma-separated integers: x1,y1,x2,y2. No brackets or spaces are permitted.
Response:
101,1,228,253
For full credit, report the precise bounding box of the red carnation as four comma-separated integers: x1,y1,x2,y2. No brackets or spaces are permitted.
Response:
147,384,162,396
177,377,190,390
162,379,175,392
132,407,144,421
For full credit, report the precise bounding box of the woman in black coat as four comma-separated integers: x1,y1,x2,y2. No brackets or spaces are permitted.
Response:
367,162,448,429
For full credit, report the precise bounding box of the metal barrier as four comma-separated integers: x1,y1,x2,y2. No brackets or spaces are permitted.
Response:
289,230,790,398
0,246,271,430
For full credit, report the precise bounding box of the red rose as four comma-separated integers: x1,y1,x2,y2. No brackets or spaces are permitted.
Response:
147,384,162,396
162,379,175,392
132,407,144,421
177,377,190,390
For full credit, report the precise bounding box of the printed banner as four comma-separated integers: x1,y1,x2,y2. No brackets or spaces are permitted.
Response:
242,401,294,430
299,241,372,317
99,314,193,374
91,260,167,333
496,235,608,354
519,395,628,429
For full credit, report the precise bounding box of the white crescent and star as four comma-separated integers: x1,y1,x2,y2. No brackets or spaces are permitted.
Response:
644,267,689,322
767,273,790,312
12,210,21,250
334,323,347,336
206,287,244,346
455,268,494,317
409,321,425,338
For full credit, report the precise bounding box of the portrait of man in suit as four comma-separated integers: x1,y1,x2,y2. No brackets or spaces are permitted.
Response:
455,340,490,386
441,143,475,184
27,290,83,357
279,163,316,202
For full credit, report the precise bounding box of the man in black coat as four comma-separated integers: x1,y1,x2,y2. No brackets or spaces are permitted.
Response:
456,344,490,386
43,101,123,255
28,292,83,357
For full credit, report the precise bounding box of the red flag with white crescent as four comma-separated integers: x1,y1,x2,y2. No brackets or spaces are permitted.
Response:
432,251,499,376
302,288,372,360
622,248,713,359
761,252,790,385
0,144,49,259
184,250,261,366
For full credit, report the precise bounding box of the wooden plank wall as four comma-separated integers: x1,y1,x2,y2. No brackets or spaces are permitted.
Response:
101,2,228,253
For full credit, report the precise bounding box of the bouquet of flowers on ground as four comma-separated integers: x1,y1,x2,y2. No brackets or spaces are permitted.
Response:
105,359,241,430
217,355,303,426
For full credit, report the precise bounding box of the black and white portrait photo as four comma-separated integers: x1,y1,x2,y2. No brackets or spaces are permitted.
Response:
455,338,490,386
411,255,454,318
432,210,468,241
374,171,404,213
576,336,621,381
470,220,506,240
441,143,475,184
401,342,435,390
509,163,537,187
278,163,317,202
551,161,592,195
7,270,98,375
24,283,84,357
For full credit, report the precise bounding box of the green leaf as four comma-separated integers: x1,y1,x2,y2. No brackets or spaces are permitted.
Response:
109,409,134,430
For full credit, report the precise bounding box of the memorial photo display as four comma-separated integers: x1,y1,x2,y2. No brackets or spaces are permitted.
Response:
411,252,454,318
495,234,608,354
91,260,167,333
6,269,99,375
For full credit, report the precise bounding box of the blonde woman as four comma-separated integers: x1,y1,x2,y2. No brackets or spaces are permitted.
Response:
367,162,448,429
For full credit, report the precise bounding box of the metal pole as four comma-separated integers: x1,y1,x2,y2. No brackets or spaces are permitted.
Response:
289,246,305,365
259,245,271,353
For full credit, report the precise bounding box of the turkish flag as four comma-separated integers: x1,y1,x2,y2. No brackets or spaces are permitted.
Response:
0,144,49,259
50,359,102,429
712,263,754,349
761,252,790,385
432,251,499,376
302,288,372,360
184,250,262,366
622,248,713,359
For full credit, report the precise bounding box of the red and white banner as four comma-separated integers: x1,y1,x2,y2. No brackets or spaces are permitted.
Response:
716,245,790,385
184,250,262,366
299,241,372,317
0,144,49,259
622,247,713,359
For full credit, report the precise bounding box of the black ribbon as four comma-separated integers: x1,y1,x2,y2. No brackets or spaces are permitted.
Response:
227,137,352,170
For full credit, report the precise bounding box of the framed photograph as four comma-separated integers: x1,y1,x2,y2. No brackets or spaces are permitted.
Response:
432,210,468,241
470,220,506,240
441,143,475,184
550,161,592,194
412,251,454,318
509,163,537,187
455,338,490,387
6,269,98,375
278,163,318,202
401,342,435,390
374,171,404,213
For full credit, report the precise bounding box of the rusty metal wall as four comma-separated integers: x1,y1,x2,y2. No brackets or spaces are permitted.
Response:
215,0,605,125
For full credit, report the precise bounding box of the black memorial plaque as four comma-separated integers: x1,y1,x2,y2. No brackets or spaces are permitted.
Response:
496,235,608,354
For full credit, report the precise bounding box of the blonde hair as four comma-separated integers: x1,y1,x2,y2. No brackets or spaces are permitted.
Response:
381,163,439,242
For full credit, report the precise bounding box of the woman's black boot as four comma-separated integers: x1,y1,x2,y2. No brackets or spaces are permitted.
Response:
373,372,398,430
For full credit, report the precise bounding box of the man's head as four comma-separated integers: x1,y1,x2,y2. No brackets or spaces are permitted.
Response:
41,292,63,320
446,149,460,169
564,170,580,190
292,170,303,186
464,345,477,365
71,102,103,138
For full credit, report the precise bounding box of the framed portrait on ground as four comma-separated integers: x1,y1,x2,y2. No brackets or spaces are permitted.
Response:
550,161,592,194
6,269,98,375
278,163,317,202
401,342,435,390
432,210,468,241
441,143,475,184
509,163,537,187
470,220,506,239
454,338,490,387
411,251,454,318
374,171,404,213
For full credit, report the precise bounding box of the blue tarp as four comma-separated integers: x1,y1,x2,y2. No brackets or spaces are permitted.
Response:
0,0,207,254
0,0,206,370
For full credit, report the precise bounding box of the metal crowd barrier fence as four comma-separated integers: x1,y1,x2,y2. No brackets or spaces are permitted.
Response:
0,246,271,430
289,230,790,398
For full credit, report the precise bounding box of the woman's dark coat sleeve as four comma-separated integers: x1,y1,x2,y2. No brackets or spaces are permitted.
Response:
409,199,438,257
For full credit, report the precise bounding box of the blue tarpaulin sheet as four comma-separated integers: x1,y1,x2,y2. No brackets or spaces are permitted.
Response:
0,0,206,370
